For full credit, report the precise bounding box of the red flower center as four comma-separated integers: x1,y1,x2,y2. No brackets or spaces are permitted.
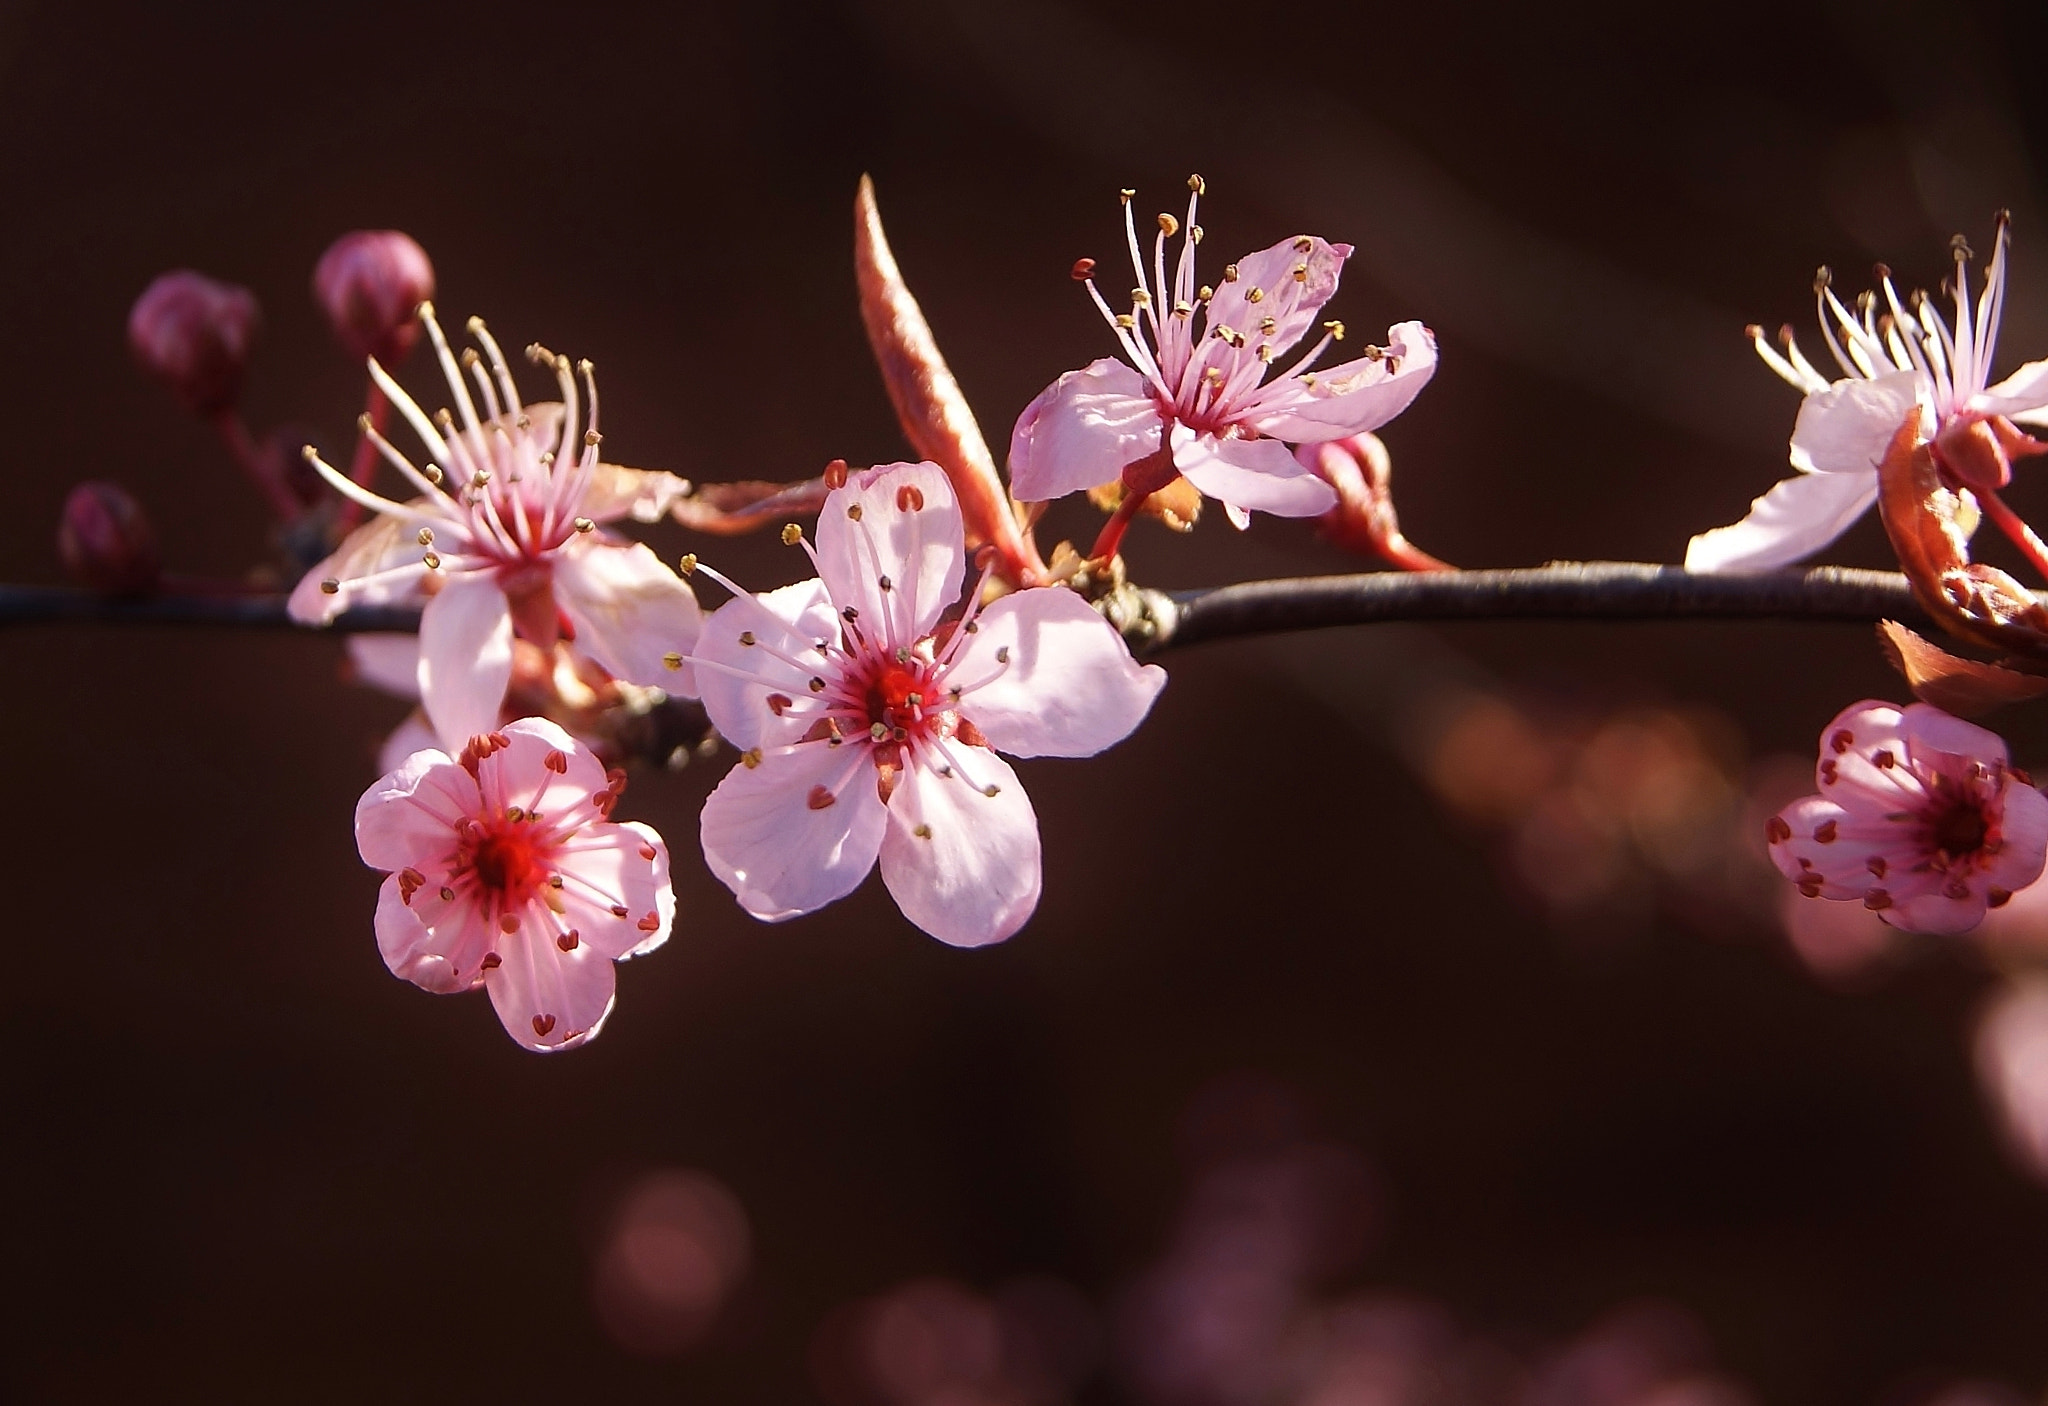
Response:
1929,796,1992,860
462,815,551,907
863,659,932,736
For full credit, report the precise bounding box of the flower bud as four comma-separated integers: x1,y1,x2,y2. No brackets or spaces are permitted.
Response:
312,230,435,363
58,482,161,596
128,271,261,415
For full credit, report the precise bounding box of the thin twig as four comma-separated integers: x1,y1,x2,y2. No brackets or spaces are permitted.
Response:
0,563,1943,646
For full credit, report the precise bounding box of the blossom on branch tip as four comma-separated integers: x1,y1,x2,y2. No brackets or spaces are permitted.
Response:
355,717,674,1052
1688,216,2048,573
1767,699,2048,936
1008,180,1436,529
288,304,700,748
692,462,1165,946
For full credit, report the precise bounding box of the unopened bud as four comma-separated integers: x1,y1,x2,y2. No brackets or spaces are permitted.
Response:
312,230,436,363
128,271,260,415
58,482,160,596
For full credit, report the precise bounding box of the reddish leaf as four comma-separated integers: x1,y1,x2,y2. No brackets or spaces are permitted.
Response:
1876,620,2048,716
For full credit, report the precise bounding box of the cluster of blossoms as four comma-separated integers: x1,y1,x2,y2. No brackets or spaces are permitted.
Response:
101,184,2048,1053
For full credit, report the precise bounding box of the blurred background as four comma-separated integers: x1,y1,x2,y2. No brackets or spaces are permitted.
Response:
7,0,2048,1400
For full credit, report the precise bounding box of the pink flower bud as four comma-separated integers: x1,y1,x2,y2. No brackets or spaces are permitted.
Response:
58,482,161,596
312,230,435,363
128,270,260,415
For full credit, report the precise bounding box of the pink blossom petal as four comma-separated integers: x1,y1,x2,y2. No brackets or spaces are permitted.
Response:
879,751,1041,947
700,741,889,922
376,711,441,776
1979,358,2048,422
950,587,1165,758
1202,236,1350,360
1787,370,1922,475
495,716,613,807
1008,357,1164,502
1985,783,2048,893
694,579,839,752
817,462,964,645
553,538,704,692
1171,426,1338,519
355,745,470,874
288,514,423,623
1247,321,1439,442
577,462,694,524
348,633,422,700
486,926,618,1053
1886,888,1992,935
417,574,516,750
1682,469,1878,574
552,818,675,961
1897,700,2014,763
374,875,488,994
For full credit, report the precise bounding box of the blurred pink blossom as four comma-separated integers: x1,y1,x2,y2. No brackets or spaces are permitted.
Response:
1688,216,2048,573
1765,700,2048,935
1009,181,1435,528
692,462,1164,946
312,229,436,365
591,1169,751,1355
289,305,700,747
127,269,259,416
354,716,673,1051
1972,977,2048,1184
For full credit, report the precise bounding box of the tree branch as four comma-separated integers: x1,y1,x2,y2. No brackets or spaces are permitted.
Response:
0,564,1944,648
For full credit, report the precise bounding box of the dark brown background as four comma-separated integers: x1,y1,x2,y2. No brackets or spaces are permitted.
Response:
7,0,2048,1399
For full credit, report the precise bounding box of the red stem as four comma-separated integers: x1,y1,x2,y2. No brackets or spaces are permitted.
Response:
338,382,391,529
209,409,302,521
1978,487,2048,580
1090,489,1150,564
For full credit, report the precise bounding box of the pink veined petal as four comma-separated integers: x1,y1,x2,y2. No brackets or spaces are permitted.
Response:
374,876,490,994
949,587,1166,758
553,537,704,693
1007,357,1165,502
354,745,472,874
377,711,442,777
616,821,677,959
1787,371,1922,475
693,578,839,753
287,513,423,624
485,925,618,1053
1884,889,1993,936
1979,358,2048,422
1894,701,2013,763
1247,321,1439,442
417,573,516,751
816,462,964,645
1171,426,1339,519
700,741,889,922
348,632,423,701
878,751,1041,948
552,819,675,962
1200,236,1350,366
1986,783,2048,894
492,716,614,814
1681,468,1879,574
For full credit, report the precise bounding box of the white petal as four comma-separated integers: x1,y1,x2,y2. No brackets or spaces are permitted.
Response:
1682,470,1878,574
485,929,618,1053
700,742,888,923
354,745,469,874
879,752,1041,947
1171,426,1337,519
1980,358,2048,423
1007,357,1165,502
553,538,704,692
948,587,1165,758
817,462,963,645
1787,371,1922,475
693,579,839,752
287,513,423,624
347,633,423,701
417,574,515,750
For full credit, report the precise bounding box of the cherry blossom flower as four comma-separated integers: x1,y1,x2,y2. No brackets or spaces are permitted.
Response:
355,717,674,1052
1765,700,2048,935
1688,215,2048,573
1008,178,1437,531
289,304,701,747
690,461,1164,946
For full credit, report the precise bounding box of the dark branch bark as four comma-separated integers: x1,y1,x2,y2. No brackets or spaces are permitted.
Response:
0,564,1945,647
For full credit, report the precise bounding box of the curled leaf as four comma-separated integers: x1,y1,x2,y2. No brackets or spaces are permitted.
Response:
855,176,1044,585
1877,620,2048,717
1876,404,2048,656
669,477,833,536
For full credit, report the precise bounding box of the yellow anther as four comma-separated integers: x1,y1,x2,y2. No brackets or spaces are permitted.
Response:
740,748,763,769
573,516,595,533
1189,224,1203,244
1223,264,1240,282
1187,173,1206,194
678,553,698,576
1293,262,1309,282
422,552,442,570
1246,287,1264,303
417,527,435,546
1294,236,1314,253
1157,213,1179,237
781,523,804,546
1118,187,1135,204
1131,288,1151,307
1116,314,1136,329
1323,319,1346,341
319,578,340,595
663,652,684,671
